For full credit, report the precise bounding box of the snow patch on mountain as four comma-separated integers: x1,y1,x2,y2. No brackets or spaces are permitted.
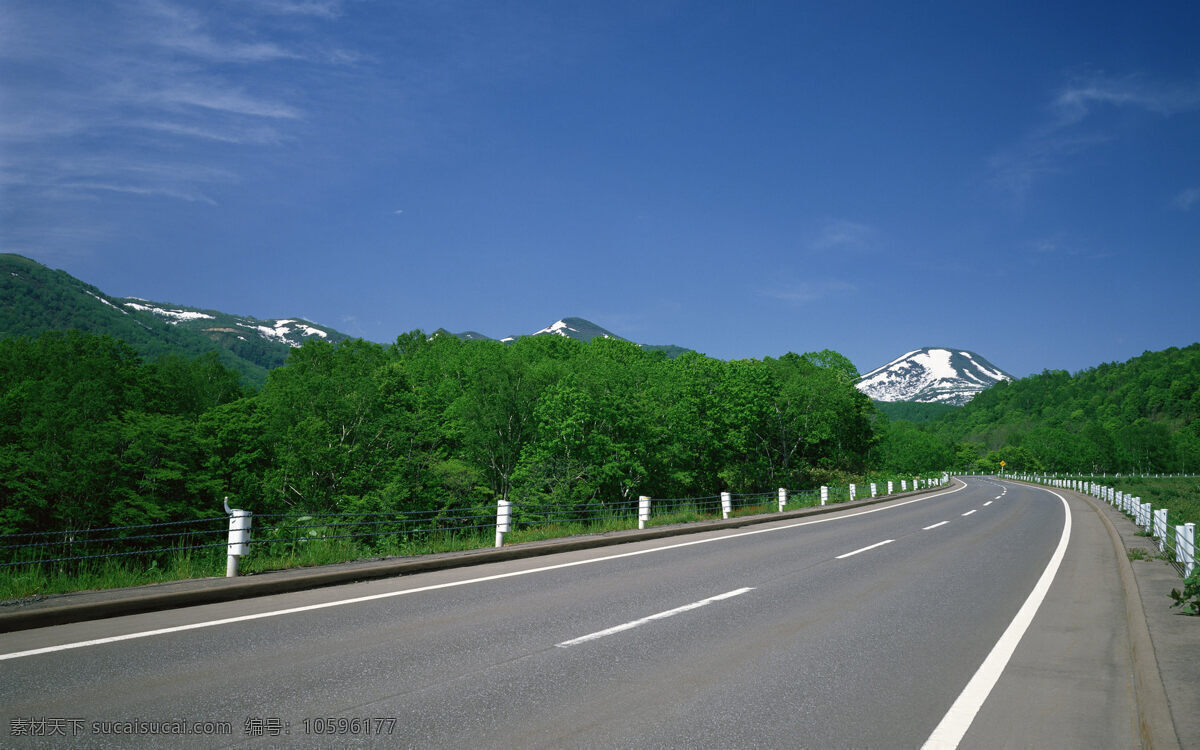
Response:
123,301,215,323
86,290,128,314
238,319,329,347
534,320,579,337
857,347,1012,405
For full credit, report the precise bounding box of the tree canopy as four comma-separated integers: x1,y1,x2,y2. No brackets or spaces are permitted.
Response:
0,330,878,536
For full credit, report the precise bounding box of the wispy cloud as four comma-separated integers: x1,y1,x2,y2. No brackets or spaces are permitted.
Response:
988,72,1200,201
809,220,877,252
0,0,353,256
146,84,304,119
1053,74,1200,125
1171,187,1200,212
251,0,346,19
763,279,857,304
142,0,302,63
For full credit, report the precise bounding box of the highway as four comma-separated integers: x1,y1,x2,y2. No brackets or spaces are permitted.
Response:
0,478,1140,749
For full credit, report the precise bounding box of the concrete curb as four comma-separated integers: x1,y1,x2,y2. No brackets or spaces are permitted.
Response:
1015,481,1182,750
0,484,955,634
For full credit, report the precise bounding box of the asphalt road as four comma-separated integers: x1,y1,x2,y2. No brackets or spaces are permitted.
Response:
0,478,1141,749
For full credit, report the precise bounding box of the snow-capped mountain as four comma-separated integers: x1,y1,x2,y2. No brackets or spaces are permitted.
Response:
454,317,690,357
857,347,1012,405
1,253,349,384
465,317,623,344
525,317,620,342
120,298,337,348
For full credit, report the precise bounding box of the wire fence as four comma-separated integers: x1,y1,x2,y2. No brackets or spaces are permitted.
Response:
1017,474,1197,578
0,475,941,576
0,516,231,570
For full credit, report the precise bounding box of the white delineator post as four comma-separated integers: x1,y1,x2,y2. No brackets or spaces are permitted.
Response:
887,480,894,495
1154,509,1168,551
820,486,828,506
1179,523,1196,577
225,498,252,578
638,496,651,530
870,482,878,498
495,499,511,547
901,479,908,492
721,491,732,519
778,488,787,513
849,484,857,502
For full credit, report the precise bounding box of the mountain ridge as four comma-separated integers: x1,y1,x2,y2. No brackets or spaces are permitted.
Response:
455,316,691,357
1,253,349,384
4,256,1008,388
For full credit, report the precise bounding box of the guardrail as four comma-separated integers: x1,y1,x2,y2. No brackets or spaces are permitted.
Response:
1012,474,1196,578
1,476,950,579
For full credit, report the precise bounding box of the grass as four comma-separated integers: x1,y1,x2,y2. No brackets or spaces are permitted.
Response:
506,516,636,543
2,479,933,602
0,548,227,602
1078,475,1200,528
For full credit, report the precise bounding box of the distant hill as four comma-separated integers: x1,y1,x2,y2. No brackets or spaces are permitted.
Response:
857,347,1013,405
927,343,1200,473
0,254,349,385
454,316,693,358
2,257,691,384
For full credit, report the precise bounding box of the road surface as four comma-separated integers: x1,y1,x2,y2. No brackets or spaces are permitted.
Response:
0,478,1139,748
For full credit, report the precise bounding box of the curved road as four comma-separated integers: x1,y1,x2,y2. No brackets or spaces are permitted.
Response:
1,479,1140,748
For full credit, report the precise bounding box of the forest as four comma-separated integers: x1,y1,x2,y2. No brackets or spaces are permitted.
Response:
889,344,1200,475
4,329,1197,543
0,330,877,538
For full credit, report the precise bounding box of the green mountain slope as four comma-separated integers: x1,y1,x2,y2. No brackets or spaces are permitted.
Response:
928,344,1200,473
1,254,349,385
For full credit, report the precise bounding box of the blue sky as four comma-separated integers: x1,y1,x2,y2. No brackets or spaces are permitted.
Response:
2,1,1198,378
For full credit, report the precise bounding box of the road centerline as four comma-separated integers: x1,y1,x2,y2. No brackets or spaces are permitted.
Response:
555,587,754,648
962,510,977,517
923,521,950,530
835,539,894,559
922,486,1073,749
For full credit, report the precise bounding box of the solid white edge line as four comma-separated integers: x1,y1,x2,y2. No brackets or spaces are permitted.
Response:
835,539,894,559
924,521,950,530
555,587,754,648
2,482,970,661
921,486,1072,750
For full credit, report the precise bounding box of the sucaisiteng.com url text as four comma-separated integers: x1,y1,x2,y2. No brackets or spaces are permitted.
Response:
10,717,232,738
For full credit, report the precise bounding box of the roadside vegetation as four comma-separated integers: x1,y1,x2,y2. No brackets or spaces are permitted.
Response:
4,326,1197,601
1084,475,1200,528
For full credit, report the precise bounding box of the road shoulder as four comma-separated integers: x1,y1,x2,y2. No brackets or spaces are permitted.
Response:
1077,487,1196,750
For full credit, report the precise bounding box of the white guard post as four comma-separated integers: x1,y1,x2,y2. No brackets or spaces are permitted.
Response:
638,496,651,530
495,499,511,547
870,482,877,498
1179,523,1196,578
849,484,856,502
1154,509,1169,551
225,497,252,578
721,492,732,520
778,488,787,513
820,486,828,506
887,480,894,495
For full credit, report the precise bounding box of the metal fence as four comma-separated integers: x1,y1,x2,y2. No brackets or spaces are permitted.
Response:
1015,474,1196,579
1,475,945,578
